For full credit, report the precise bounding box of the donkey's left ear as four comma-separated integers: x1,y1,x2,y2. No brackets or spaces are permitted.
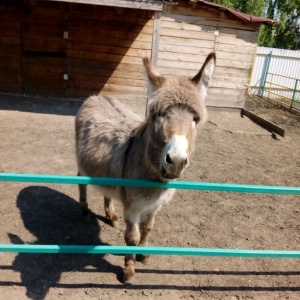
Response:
191,52,216,96
143,57,166,90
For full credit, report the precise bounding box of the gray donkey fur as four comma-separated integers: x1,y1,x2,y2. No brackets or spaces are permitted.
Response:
75,52,216,283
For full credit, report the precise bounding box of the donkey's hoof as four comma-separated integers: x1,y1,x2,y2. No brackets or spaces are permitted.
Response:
136,254,150,265
80,209,92,222
123,267,135,284
109,214,119,228
111,220,119,228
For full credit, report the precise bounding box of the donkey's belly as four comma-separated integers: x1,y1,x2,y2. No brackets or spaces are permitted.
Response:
93,185,121,201
126,187,176,215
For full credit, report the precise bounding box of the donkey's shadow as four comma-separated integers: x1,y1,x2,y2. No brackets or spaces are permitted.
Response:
9,186,122,300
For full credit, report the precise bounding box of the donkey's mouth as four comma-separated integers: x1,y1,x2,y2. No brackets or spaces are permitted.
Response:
161,167,179,180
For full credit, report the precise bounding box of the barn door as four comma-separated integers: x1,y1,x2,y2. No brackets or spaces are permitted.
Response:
21,1,67,96
66,4,153,100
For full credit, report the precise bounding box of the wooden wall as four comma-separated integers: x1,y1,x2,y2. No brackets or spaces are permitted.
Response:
160,3,259,108
0,0,259,109
67,4,153,98
0,1,22,93
22,1,67,95
0,0,153,99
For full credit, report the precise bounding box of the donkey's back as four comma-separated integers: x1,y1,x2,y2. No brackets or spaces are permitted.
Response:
75,95,142,179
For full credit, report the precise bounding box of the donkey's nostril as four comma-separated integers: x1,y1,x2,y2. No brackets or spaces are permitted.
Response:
184,158,188,166
166,154,172,165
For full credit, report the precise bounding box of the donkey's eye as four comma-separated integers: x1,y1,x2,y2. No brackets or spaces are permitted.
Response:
157,111,165,117
193,115,200,124
156,111,166,122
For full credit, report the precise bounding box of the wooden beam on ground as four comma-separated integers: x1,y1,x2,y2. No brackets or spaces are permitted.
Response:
241,108,285,137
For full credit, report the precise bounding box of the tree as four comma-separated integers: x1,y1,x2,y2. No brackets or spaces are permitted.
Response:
206,0,235,9
259,0,300,49
206,0,266,15
208,0,300,50
232,0,266,17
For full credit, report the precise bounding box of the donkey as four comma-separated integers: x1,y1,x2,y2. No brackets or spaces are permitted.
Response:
75,52,216,283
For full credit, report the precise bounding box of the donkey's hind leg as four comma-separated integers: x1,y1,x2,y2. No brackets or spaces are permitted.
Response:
77,172,91,217
104,197,118,227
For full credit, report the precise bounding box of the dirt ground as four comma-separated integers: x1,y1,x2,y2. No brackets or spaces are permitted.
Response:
0,93,299,300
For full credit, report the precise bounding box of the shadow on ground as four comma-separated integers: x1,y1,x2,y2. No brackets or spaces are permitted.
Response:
8,186,122,300
0,93,83,116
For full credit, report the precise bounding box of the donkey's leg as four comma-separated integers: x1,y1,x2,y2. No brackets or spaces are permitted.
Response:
104,197,118,227
136,212,156,265
77,172,90,216
123,212,140,283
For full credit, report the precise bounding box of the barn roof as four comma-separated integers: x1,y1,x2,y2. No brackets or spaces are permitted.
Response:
191,0,279,25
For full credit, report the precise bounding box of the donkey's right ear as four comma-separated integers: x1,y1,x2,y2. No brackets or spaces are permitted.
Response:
191,52,216,97
143,57,166,90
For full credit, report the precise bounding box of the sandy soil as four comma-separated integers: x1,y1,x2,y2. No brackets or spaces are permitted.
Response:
0,93,299,300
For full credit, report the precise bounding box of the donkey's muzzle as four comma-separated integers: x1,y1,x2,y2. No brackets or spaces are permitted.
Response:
161,135,189,179
161,166,178,180
161,154,189,179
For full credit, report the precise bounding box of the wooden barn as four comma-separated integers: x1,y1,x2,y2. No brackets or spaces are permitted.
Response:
0,0,276,109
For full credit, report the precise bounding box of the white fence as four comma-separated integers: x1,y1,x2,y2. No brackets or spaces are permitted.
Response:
248,47,300,109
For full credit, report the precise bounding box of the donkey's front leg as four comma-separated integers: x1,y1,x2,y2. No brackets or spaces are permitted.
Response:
123,213,140,283
77,172,90,217
136,212,156,265
104,197,118,227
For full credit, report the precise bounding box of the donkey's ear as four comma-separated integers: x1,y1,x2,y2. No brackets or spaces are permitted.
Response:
143,57,166,90
191,52,216,96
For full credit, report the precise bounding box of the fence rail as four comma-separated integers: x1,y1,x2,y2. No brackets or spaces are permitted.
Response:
1,173,300,194
1,172,300,258
0,244,300,258
262,72,300,110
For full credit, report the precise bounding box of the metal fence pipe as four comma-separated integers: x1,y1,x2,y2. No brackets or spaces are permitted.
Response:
1,173,300,194
0,244,300,258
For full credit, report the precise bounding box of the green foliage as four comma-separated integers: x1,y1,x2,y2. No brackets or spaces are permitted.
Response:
258,0,300,49
208,0,300,49
206,0,235,9
207,0,266,15
232,0,266,16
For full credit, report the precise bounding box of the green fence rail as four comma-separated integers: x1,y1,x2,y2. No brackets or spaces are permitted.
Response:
0,244,300,258
1,173,300,194
1,172,300,257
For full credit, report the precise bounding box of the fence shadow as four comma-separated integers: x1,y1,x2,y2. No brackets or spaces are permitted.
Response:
8,186,122,300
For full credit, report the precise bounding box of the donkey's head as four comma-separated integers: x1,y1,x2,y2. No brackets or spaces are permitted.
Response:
143,53,215,180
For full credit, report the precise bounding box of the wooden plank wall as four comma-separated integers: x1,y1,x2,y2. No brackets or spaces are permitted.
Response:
0,1,153,99
0,1,22,93
0,0,259,109
22,0,67,95
67,4,153,98
160,4,259,108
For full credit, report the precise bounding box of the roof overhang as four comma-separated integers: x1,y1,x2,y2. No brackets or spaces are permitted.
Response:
45,0,280,25
48,0,167,11
192,0,279,25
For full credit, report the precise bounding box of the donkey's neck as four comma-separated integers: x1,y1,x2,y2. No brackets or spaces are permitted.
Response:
123,122,162,181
